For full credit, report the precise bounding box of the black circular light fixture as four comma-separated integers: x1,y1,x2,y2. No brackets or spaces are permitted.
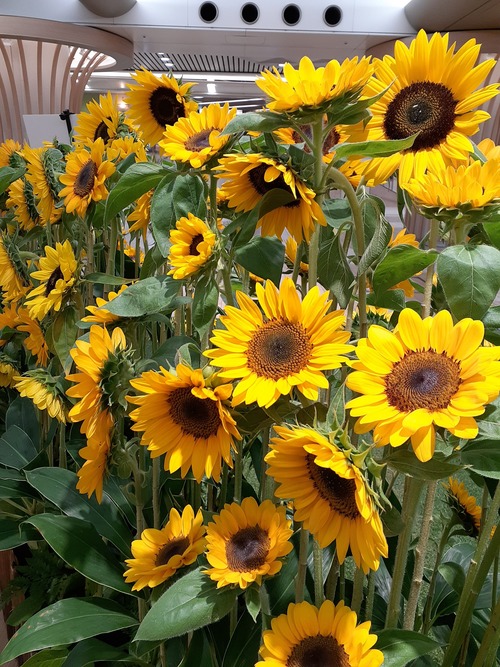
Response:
282,4,301,25
241,2,259,24
199,1,218,23
323,5,342,26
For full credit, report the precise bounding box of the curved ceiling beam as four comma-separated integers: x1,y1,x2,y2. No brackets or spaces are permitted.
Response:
405,0,500,31
78,0,136,18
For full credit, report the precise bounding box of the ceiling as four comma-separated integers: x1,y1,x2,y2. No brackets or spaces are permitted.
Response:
1,0,499,111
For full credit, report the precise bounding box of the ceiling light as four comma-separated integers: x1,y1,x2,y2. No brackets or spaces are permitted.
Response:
207,82,217,94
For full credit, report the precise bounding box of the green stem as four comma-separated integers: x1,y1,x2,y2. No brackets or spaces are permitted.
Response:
421,218,440,318
423,515,457,633
325,554,339,601
471,597,500,667
291,241,305,286
351,567,365,616
260,428,272,501
221,260,235,307
441,483,500,667
295,526,309,603
233,443,243,503
58,422,67,469
218,463,229,510
385,477,423,628
106,214,120,296
339,562,345,601
308,118,324,289
152,457,161,529
209,173,218,231
365,570,376,623
313,540,324,606
404,480,438,630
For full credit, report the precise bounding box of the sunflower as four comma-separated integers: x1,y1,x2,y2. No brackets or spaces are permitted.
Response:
204,497,293,589
106,136,148,164
402,152,500,222
445,477,482,537
17,308,49,366
0,234,30,303
159,102,237,168
216,153,325,243
81,284,130,325
266,425,387,572
6,178,41,231
0,356,18,387
256,55,373,112
72,92,122,146
66,325,132,447
0,139,22,168
285,236,308,274
345,308,500,462
75,438,110,503
25,240,78,321
127,190,152,239
256,600,384,667
205,278,353,408
128,364,240,482
23,145,63,225
14,371,66,422
124,505,206,591
59,139,116,217
125,69,198,146
360,30,499,185
167,213,216,280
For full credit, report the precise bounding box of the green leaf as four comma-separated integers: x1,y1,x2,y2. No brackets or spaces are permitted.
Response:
0,520,39,550
172,173,207,222
0,476,38,499
51,307,79,372
386,448,462,480
179,629,212,667
367,289,407,312
6,396,40,447
20,648,68,667
193,273,219,332
62,638,142,666
373,246,438,294
234,236,285,286
333,133,418,161
0,426,38,469
484,220,500,249
358,210,393,275
135,567,239,642
83,273,130,286
152,335,198,368
318,228,354,307
25,468,131,555
222,611,261,667
150,175,176,256
0,165,25,194
140,244,167,279
460,440,500,479
244,586,261,622
104,162,166,223
221,111,289,135
102,276,179,318
375,629,443,667
437,244,500,320
25,515,133,596
0,598,138,664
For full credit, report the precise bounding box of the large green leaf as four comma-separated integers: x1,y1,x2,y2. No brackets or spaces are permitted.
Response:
375,629,443,667
51,307,79,372
0,426,38,469
193,273,219,332
150,175,176,256
0,476,38,499
460,440,500,479
222,611,261,667
104,162,166,223
62,638,147,666
234,236,285,286
437,244,500,320
25,468,131,555
6,396,40,447
101,276,179,318
318,228,354,307
0,520,39,550
172,173,207,222
221,111,290,135
358,208,393,275
372,245,438,294
0,166,25,194
135,567,239,641
25,515,133,596
21,649,68,667
333,134,418,161
0,598,138,664
386,448,462,480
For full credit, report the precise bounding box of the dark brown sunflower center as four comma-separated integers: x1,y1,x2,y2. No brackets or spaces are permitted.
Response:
93,120,111,143
149,86,186,127
248,164,300,208
185,129,213,152
246,318,313,381
155,536,190,566
45,266,64,295
188,233,204,256
74,160,98,197
287,635,350,667
225,525,270,572
306,454,360,520
385,350,461,412
383,81,457,152
323,127,341,155
167,387,221,438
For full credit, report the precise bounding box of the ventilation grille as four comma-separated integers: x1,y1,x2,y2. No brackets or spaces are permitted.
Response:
133,52,274,73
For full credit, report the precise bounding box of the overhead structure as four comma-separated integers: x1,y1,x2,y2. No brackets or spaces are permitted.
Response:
78,0,137,19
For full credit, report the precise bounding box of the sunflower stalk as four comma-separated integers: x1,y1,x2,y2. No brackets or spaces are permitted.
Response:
421,218,440,318
307,117,325,289
313,539,324,606
152,457,161,530
351,567,365,616
364,570,376,622
385,476,423,628
295,526,309,603
404,479,438,630
441,482,500,667
105,214,120,295
233,443,243,503
471,597,500,667
325,554,340,601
